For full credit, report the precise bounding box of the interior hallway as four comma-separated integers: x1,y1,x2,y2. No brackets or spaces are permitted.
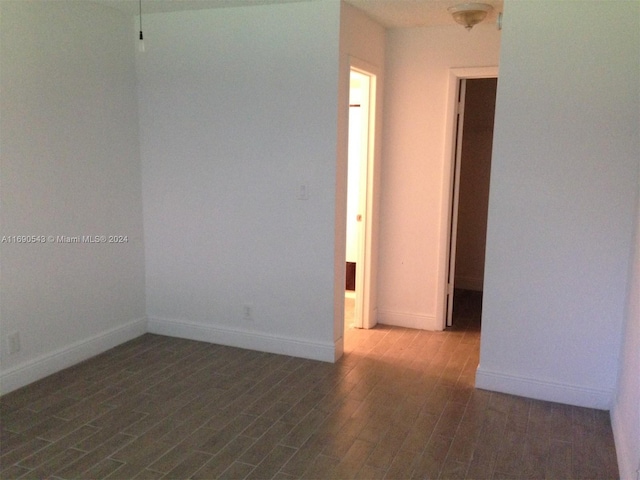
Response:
0,294,618,479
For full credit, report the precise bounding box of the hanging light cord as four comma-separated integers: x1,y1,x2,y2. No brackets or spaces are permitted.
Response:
139,0,143,42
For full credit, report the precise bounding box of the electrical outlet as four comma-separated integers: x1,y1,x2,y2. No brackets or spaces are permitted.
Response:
8,332,21,354
297,183,309,200
243,305,253,321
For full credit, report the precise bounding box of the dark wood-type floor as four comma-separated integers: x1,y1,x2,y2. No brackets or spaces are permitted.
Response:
0,291,619,479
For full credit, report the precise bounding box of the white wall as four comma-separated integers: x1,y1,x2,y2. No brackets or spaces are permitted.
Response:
477,0,640,410
379,25,501,330
0,1,146,393
612,174,640,478
336,2,386,338
139,2,342,361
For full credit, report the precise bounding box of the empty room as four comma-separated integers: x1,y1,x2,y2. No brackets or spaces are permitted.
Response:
1,0,639,479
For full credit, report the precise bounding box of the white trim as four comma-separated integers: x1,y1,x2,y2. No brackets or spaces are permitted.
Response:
446,78,466,327
147,317,337,363
334,336,344,362
475,366,612,410
438,66,499,330
377,309,440,331
0,318,147,395
349,56,381,331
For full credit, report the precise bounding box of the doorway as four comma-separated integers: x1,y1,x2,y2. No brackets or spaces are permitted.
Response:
345,66,376,330
445,75,497,328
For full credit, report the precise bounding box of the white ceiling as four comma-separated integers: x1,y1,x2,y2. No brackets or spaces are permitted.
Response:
344,0,502,28
93,0,503,29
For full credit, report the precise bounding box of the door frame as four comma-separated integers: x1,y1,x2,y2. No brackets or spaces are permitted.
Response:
445,78,468,327
346,69,370,328
438,66,498,330
347,57,379,330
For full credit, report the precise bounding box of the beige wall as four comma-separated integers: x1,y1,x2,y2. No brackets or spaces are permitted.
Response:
378,25,501,329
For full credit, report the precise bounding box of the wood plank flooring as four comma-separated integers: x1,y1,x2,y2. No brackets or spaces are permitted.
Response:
0,292,619,479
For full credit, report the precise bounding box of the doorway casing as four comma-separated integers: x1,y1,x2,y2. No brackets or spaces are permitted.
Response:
335,56,381,351
346,70,369,326
438,66,498,330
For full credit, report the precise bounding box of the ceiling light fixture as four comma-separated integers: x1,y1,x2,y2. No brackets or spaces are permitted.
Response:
138,0,145,52
448,3,493,31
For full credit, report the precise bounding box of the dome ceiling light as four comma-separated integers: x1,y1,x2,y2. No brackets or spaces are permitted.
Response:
448,3,493,31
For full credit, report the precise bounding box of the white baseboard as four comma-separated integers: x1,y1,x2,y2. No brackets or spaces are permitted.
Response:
611,402,639,480
377,309,441,331
147,317,337,363
0,318,147,395
475,366,613,410
334,336,344,362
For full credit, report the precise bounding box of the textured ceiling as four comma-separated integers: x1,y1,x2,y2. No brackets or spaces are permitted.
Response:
93,0,503,29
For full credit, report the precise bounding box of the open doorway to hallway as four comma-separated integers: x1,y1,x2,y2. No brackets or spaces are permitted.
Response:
446,77,498,329
344,67,376,331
